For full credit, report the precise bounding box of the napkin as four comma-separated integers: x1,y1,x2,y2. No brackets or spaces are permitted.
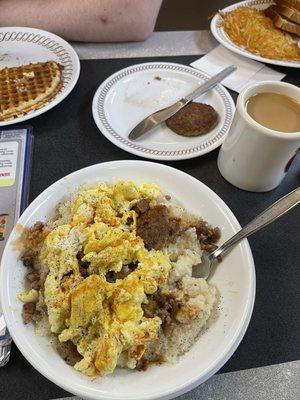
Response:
190,45,286,93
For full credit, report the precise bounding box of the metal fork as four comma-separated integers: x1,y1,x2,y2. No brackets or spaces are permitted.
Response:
195,187,300,280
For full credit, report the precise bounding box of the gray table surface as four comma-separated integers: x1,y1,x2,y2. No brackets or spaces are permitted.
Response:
1,30,299,400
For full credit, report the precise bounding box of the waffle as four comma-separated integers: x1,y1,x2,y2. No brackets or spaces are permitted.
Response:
0,61,62,121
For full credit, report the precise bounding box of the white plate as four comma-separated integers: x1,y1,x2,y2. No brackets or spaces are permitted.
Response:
0,161,255,400
0,27,80,126
92,63,235,161
211,0,300,68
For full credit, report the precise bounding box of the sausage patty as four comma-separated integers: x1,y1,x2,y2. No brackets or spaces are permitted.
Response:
136,205,170,250
166,102,219,137
136,204,183,250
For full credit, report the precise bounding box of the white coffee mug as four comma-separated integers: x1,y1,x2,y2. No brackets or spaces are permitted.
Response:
218,81,300,192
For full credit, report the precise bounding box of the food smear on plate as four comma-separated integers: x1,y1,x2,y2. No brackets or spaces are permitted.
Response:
0,61,62,121
166,102,219,137
17,181,220,377
219,7,300,60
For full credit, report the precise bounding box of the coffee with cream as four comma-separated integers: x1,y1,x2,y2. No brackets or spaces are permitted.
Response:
246,92,300,133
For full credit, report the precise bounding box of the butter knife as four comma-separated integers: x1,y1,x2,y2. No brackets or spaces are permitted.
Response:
128,65,237,141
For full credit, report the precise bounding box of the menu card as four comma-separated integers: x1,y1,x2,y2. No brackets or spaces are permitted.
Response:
0,127,33,366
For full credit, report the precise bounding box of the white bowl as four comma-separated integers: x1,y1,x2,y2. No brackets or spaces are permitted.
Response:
0,161,255,400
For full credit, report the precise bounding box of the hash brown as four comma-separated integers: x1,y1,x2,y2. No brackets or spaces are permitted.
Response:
220,7,300,60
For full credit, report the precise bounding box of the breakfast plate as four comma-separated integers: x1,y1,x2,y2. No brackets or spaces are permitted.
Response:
92,63,235,161
211,0,300,68
0,27,80,126
0,161,255,400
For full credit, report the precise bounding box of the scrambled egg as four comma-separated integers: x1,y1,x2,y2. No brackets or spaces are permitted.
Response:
27,181,172,376
18,288,39,303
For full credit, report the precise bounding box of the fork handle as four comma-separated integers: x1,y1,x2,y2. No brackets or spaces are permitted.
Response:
210,187,300,261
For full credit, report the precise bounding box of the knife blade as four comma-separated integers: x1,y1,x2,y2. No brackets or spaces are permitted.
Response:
128,65,237,141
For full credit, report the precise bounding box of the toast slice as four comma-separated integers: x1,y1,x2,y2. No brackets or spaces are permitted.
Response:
277,0,300,12
0,61,62,121
265,6,300,35
274,3,300,23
